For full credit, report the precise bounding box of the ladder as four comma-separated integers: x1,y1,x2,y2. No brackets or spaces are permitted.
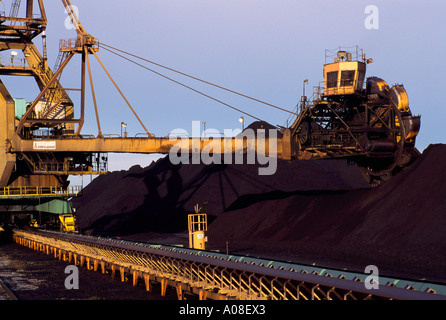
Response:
40,51,71,119
9,0,21,18
8,0,21,27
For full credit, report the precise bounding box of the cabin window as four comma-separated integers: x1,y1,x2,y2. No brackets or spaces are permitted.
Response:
340,70,355,87
327,71,338,88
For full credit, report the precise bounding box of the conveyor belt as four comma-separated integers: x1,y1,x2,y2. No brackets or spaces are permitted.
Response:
12,228,446,300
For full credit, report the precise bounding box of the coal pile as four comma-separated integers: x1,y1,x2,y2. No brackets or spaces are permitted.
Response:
208,144,446,281
73,152,368,235
72,121,369,236
71,128,446,281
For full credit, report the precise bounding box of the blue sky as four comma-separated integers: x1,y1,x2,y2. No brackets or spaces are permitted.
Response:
1,0,445,177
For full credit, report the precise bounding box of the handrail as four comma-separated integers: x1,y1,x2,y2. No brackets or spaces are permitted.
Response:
0,186,82,198
0,56,29,68
314,80,367,98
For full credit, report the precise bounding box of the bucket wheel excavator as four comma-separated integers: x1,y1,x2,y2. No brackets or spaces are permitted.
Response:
0,2,420,231
289,48,420,184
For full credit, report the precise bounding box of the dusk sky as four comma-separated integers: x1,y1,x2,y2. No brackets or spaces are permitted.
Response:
1,0,445,177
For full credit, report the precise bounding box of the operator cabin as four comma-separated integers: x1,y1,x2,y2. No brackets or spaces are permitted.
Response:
323,50,370,96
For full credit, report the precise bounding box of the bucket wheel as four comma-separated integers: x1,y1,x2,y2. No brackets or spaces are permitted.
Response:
359,102,407,185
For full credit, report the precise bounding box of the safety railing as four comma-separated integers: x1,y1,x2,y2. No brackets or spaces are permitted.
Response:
325,46,364,64
313,80,368,99
59,38,100,53
0,55,29,68
0,186,81,198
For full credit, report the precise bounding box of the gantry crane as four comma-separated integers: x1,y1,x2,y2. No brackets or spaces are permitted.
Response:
0,1,420,229
0,0,283,229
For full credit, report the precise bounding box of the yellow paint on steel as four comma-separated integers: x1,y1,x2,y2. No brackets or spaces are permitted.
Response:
11,135,286,157
188,213,208,250
143,274,151,292
0,186,80,198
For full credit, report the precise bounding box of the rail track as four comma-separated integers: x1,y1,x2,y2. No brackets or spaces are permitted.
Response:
11,228,446,300
0,275,19,300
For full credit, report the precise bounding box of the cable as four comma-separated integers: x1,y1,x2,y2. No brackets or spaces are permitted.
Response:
100,42,297,116
100,45,266,123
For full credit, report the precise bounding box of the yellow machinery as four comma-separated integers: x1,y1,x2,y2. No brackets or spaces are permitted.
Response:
0,1,421,235
291,47,420,183
0,0,289,228
188,205,207,250
59,214,77,233
323,50,367,96
27,213,77,232
0,2,420,200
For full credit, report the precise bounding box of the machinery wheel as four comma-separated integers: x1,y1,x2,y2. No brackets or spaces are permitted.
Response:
297,121,310,145
359,103,406,185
